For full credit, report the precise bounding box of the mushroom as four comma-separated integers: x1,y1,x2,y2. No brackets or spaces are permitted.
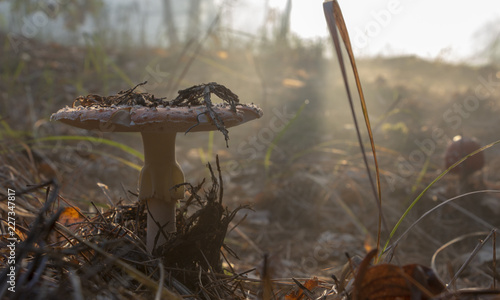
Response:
444,135,484,177
51,101,263,253
444,135,485,191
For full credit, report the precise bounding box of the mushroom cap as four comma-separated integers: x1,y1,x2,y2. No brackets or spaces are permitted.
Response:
50,103,263,132
444,135,485,175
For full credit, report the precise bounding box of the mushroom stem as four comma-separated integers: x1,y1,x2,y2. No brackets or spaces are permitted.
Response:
139,131,185,253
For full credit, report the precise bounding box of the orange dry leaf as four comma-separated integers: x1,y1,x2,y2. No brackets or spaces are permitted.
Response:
52,207,84,244
353,250,446,300
285,277,319,300
58,207,84,226
303,278,319,291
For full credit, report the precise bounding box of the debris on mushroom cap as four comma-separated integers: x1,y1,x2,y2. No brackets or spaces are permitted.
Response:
171,82,240,109
51,82,263,146
444,135,485,175
71,82,239,109
50,103,263,132
72,81,167,108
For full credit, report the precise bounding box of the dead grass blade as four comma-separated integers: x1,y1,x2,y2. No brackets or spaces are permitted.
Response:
430,232,490,275
323,0,385,255
448,229,496,287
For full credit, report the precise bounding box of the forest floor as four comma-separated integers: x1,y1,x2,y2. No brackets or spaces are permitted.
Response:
1,32,500,298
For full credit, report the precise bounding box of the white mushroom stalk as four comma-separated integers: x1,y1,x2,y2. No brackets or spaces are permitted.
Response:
51,102,263,254
139,131,184,251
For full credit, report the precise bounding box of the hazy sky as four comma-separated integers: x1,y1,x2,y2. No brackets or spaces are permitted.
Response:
3,0,498,63
287,0,500,62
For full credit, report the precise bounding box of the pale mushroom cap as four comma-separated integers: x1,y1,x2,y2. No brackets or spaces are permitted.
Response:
50,104,263,132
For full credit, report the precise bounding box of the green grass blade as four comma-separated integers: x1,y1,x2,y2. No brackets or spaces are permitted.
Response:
31,144,143,171
108,59,135,87
99,151,142,171
0,119,31,139
264,100,308,172
0,119,15,138
34,135,144,161
410,157,430,195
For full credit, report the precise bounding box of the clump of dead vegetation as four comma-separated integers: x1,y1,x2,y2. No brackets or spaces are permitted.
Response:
0,143,252,299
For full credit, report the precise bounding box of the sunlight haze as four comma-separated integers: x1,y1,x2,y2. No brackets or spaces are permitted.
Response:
288,0,500,62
